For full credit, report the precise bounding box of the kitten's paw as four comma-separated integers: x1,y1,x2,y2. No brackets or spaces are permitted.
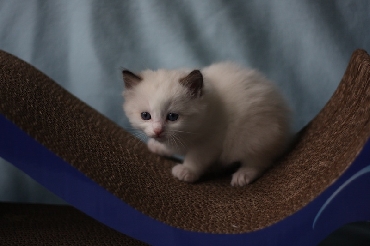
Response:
148,139,171,156
172,164,199,183
231,167,261,187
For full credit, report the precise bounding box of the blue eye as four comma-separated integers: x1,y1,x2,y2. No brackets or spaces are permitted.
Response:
166,113,179,121
141,112,151,120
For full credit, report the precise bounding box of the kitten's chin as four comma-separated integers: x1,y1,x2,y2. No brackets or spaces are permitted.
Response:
152,136,166,143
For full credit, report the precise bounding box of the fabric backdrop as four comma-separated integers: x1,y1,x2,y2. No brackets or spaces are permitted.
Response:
0,0,369,204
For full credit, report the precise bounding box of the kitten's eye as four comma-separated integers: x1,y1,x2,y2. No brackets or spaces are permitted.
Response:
141,112,151,120
166,113,179,121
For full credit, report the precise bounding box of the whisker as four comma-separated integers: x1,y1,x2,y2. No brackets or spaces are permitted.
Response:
171,137,181,151
166,134,177,149
168,129,198,135
172,133,186,150
125,129,149,150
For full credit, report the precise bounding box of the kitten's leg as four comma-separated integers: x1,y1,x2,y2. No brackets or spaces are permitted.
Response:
172,147,218,183
231,157,269,187
147,138,173,156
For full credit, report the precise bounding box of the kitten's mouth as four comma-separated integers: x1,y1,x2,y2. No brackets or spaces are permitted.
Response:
153,135,166,142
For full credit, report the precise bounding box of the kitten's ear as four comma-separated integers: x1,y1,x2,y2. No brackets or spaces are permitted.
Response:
122,70,142,89
179,70,203,98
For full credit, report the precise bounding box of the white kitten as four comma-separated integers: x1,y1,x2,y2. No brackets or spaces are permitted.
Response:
122,62,291,186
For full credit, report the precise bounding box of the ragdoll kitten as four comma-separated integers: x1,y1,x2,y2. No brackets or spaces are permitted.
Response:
122,62,291,186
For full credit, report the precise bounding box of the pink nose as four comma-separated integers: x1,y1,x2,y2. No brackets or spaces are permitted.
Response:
153,128,163,137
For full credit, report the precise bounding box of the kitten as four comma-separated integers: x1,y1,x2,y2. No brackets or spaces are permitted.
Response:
122,62,291,186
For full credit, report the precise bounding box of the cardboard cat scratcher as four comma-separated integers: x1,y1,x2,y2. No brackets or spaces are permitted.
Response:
0,49,369,246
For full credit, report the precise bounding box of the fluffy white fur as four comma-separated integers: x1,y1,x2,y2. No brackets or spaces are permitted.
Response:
122,62,291,186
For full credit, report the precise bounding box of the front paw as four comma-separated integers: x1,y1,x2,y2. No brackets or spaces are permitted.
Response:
172,164,199,183
148,139,171,156
231,167,260,187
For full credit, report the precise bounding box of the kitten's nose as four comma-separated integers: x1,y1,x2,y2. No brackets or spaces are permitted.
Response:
153,128,163,137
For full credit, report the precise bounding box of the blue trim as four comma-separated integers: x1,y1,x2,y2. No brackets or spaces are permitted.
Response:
1,113,370,246
313,164,370,228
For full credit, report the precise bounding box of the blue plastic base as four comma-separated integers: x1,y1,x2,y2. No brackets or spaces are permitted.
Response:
1,113,370,246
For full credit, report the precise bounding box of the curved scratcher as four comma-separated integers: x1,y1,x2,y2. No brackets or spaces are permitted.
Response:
0,49,370,245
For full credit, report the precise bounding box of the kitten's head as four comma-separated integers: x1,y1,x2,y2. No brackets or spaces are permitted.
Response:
122,68,207,146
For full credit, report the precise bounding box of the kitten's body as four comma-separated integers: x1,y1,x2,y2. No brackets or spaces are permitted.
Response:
123,62,291,186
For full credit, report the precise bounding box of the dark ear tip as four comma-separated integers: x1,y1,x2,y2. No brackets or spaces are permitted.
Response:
122,69,142,89
122,69,130,77
179,69,203,98
122,69,137,77
190,69,203,77
122,70,142,79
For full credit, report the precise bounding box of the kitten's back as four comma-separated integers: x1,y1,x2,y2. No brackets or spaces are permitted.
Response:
202,62,291,163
